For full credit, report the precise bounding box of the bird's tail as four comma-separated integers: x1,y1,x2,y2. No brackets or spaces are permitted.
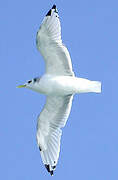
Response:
75,78,102,93
90,81,101,93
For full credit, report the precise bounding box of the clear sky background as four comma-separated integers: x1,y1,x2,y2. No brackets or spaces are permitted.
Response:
0,0,118,179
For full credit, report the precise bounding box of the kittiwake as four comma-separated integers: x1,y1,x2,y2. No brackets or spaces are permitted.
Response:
17,4,101,176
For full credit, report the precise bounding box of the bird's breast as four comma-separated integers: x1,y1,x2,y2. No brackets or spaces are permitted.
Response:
35,75,76,96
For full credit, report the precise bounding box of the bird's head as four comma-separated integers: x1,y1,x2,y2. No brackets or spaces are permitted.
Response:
17,77,40,89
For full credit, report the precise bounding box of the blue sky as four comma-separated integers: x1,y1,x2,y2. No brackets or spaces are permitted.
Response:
0,0,118,179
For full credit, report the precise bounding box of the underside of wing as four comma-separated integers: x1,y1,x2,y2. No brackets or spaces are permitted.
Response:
36,95,73,175
36,5,74,76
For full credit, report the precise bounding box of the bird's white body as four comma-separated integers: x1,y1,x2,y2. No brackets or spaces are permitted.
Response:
18,5,101,176
29,74,101,95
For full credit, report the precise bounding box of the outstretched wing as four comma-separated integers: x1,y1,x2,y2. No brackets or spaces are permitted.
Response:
36,5,74,76
37,95,73,175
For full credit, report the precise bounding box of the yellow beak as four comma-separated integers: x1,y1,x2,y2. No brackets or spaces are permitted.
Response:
17,84,26,88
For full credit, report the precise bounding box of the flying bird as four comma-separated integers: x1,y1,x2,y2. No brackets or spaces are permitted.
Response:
18,5,101,176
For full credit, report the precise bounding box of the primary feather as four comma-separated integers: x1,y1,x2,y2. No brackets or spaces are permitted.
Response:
36,5,74,76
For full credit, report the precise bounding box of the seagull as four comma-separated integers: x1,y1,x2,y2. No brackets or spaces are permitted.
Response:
17,5,101,176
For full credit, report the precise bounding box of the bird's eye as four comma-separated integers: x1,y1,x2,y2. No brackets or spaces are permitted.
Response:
34,78,37,82
27,80,32,84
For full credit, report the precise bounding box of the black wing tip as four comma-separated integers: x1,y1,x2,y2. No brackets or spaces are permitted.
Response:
45,164,50,172
50,171,54,176
52,4,56,9
45,164,53,176
46,9,51,16
39,146,42,151
45,164,56,176
46,5,58,16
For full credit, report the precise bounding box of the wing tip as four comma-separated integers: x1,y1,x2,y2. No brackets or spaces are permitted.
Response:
45,164,54,176
39,146,42,151
46,9,51,16
45,164,57,176
52,4,56,9
52,4,58,13
46,4,58,16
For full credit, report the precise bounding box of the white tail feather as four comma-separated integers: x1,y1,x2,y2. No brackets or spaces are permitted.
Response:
90,81,101,93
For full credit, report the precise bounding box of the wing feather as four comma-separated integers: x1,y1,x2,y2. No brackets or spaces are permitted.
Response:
36,5,74,76
37,95,73,175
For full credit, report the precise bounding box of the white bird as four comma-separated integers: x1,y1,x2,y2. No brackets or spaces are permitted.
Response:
17,5,101,176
